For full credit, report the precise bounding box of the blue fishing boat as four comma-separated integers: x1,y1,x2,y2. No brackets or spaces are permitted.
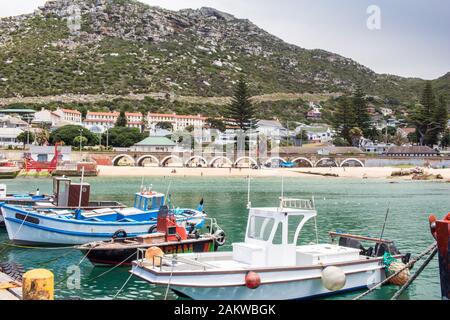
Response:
0,190,206,246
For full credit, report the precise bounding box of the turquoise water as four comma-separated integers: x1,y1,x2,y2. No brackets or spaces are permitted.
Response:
0,176,446,300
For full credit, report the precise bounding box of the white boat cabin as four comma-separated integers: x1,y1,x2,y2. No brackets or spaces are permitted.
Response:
232,198,360,267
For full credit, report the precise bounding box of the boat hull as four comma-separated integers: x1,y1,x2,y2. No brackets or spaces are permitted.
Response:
131,257,385,300
0,168,20,180
80,239,217,266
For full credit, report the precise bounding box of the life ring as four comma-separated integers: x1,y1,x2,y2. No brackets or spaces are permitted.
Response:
148,225,157,234
112,229,128,239
214,230,226,246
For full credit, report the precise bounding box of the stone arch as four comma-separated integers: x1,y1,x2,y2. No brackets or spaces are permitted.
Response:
209,156,233,168
185,156,208,168
112,154,136,167
234,157,258,168
136,155,160,167
315,158,339,168
340,158,365,167
161,155,183,167
264,157,287,167
291,157,314,168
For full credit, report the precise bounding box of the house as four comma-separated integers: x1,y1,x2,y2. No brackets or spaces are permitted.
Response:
0,109,35,122
367,104,377,115
83,111,144,132
256,120,287,138
32,108,62,127
0,128,23,147
297,125,334,143
307,108,322,120
53,108,82,125
380,107,394,117
26,145,72,162
0,115,29,129
147,113,206,132
131,137,176,153
385,146,438,158
362,142,393,154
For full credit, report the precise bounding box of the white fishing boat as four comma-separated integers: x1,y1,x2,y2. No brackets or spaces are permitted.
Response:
131,197,406,300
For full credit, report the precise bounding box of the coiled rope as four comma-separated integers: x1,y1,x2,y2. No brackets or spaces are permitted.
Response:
353,243,437,300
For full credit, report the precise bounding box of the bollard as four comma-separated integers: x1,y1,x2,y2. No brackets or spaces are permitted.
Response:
22,269,54,300
430,214,450,300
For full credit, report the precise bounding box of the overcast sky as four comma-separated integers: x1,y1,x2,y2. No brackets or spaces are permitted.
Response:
1,0,449,80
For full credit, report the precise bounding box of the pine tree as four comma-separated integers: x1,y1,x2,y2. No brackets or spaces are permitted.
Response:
434,95,448,138
411,82,438,146
116,110,127,127
227,76,257,131
352,85,371,134
332,97,356,144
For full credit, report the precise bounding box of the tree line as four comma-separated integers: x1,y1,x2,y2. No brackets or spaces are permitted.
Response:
332,82,449,148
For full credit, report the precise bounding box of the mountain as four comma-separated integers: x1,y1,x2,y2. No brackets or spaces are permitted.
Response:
0,0,447,105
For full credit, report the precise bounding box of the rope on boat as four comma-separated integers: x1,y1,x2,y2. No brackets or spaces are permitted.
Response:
0,242,77,250
112,273,134,300
164,262,175,300
353,243,437,300
390,246,438,300
85,251,137,283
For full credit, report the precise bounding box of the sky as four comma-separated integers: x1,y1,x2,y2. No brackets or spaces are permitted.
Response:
1,0,449,80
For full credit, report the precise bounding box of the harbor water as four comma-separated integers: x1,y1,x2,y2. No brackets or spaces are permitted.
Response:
0,176,445,300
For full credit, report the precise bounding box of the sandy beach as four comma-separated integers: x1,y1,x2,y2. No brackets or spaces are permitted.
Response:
97,165,450,180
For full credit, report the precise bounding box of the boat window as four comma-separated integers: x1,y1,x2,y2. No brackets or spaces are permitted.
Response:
15,213,40,225
272,222,283,245
247,216,275,241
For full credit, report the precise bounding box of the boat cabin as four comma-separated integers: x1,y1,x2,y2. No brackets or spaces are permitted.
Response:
232,198,360,267
133,192,165,212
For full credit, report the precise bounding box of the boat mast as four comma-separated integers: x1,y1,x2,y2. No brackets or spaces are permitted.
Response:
246,175,251,209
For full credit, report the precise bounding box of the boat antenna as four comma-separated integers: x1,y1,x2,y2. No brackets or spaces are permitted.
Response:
246,175,252,209
78,166,85,210
140,176,145,193
165,180,172,205
375,204,390,257
312,195,319,244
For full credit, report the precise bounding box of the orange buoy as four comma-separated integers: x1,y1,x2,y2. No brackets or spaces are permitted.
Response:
245,271,261,289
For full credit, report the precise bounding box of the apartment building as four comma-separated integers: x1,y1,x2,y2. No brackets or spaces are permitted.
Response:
83,111,143,132
147,113,207,132
53,108,82,124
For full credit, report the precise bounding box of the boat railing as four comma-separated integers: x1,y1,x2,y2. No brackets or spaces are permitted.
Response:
280,198,314,210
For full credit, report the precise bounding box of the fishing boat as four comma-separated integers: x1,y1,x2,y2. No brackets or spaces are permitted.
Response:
0,161,20,179
1,189,206,246
131,197,407,300
0,177,125,228
76,205,225,267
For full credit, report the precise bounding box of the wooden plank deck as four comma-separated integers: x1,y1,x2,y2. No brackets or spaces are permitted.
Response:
0,272,22,300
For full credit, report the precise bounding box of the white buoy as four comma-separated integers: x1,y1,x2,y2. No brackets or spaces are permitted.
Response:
321,266,346,291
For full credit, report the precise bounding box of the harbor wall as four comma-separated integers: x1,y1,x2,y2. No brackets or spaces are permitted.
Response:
365,158,450,168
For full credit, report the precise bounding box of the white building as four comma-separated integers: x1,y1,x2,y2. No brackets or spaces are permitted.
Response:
297,125,335,143
0,115,29,129
0,128,24,147
83,111,143,132
256,120,288,141
53,108,82,125
147,113,206,132
32,108,62,127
